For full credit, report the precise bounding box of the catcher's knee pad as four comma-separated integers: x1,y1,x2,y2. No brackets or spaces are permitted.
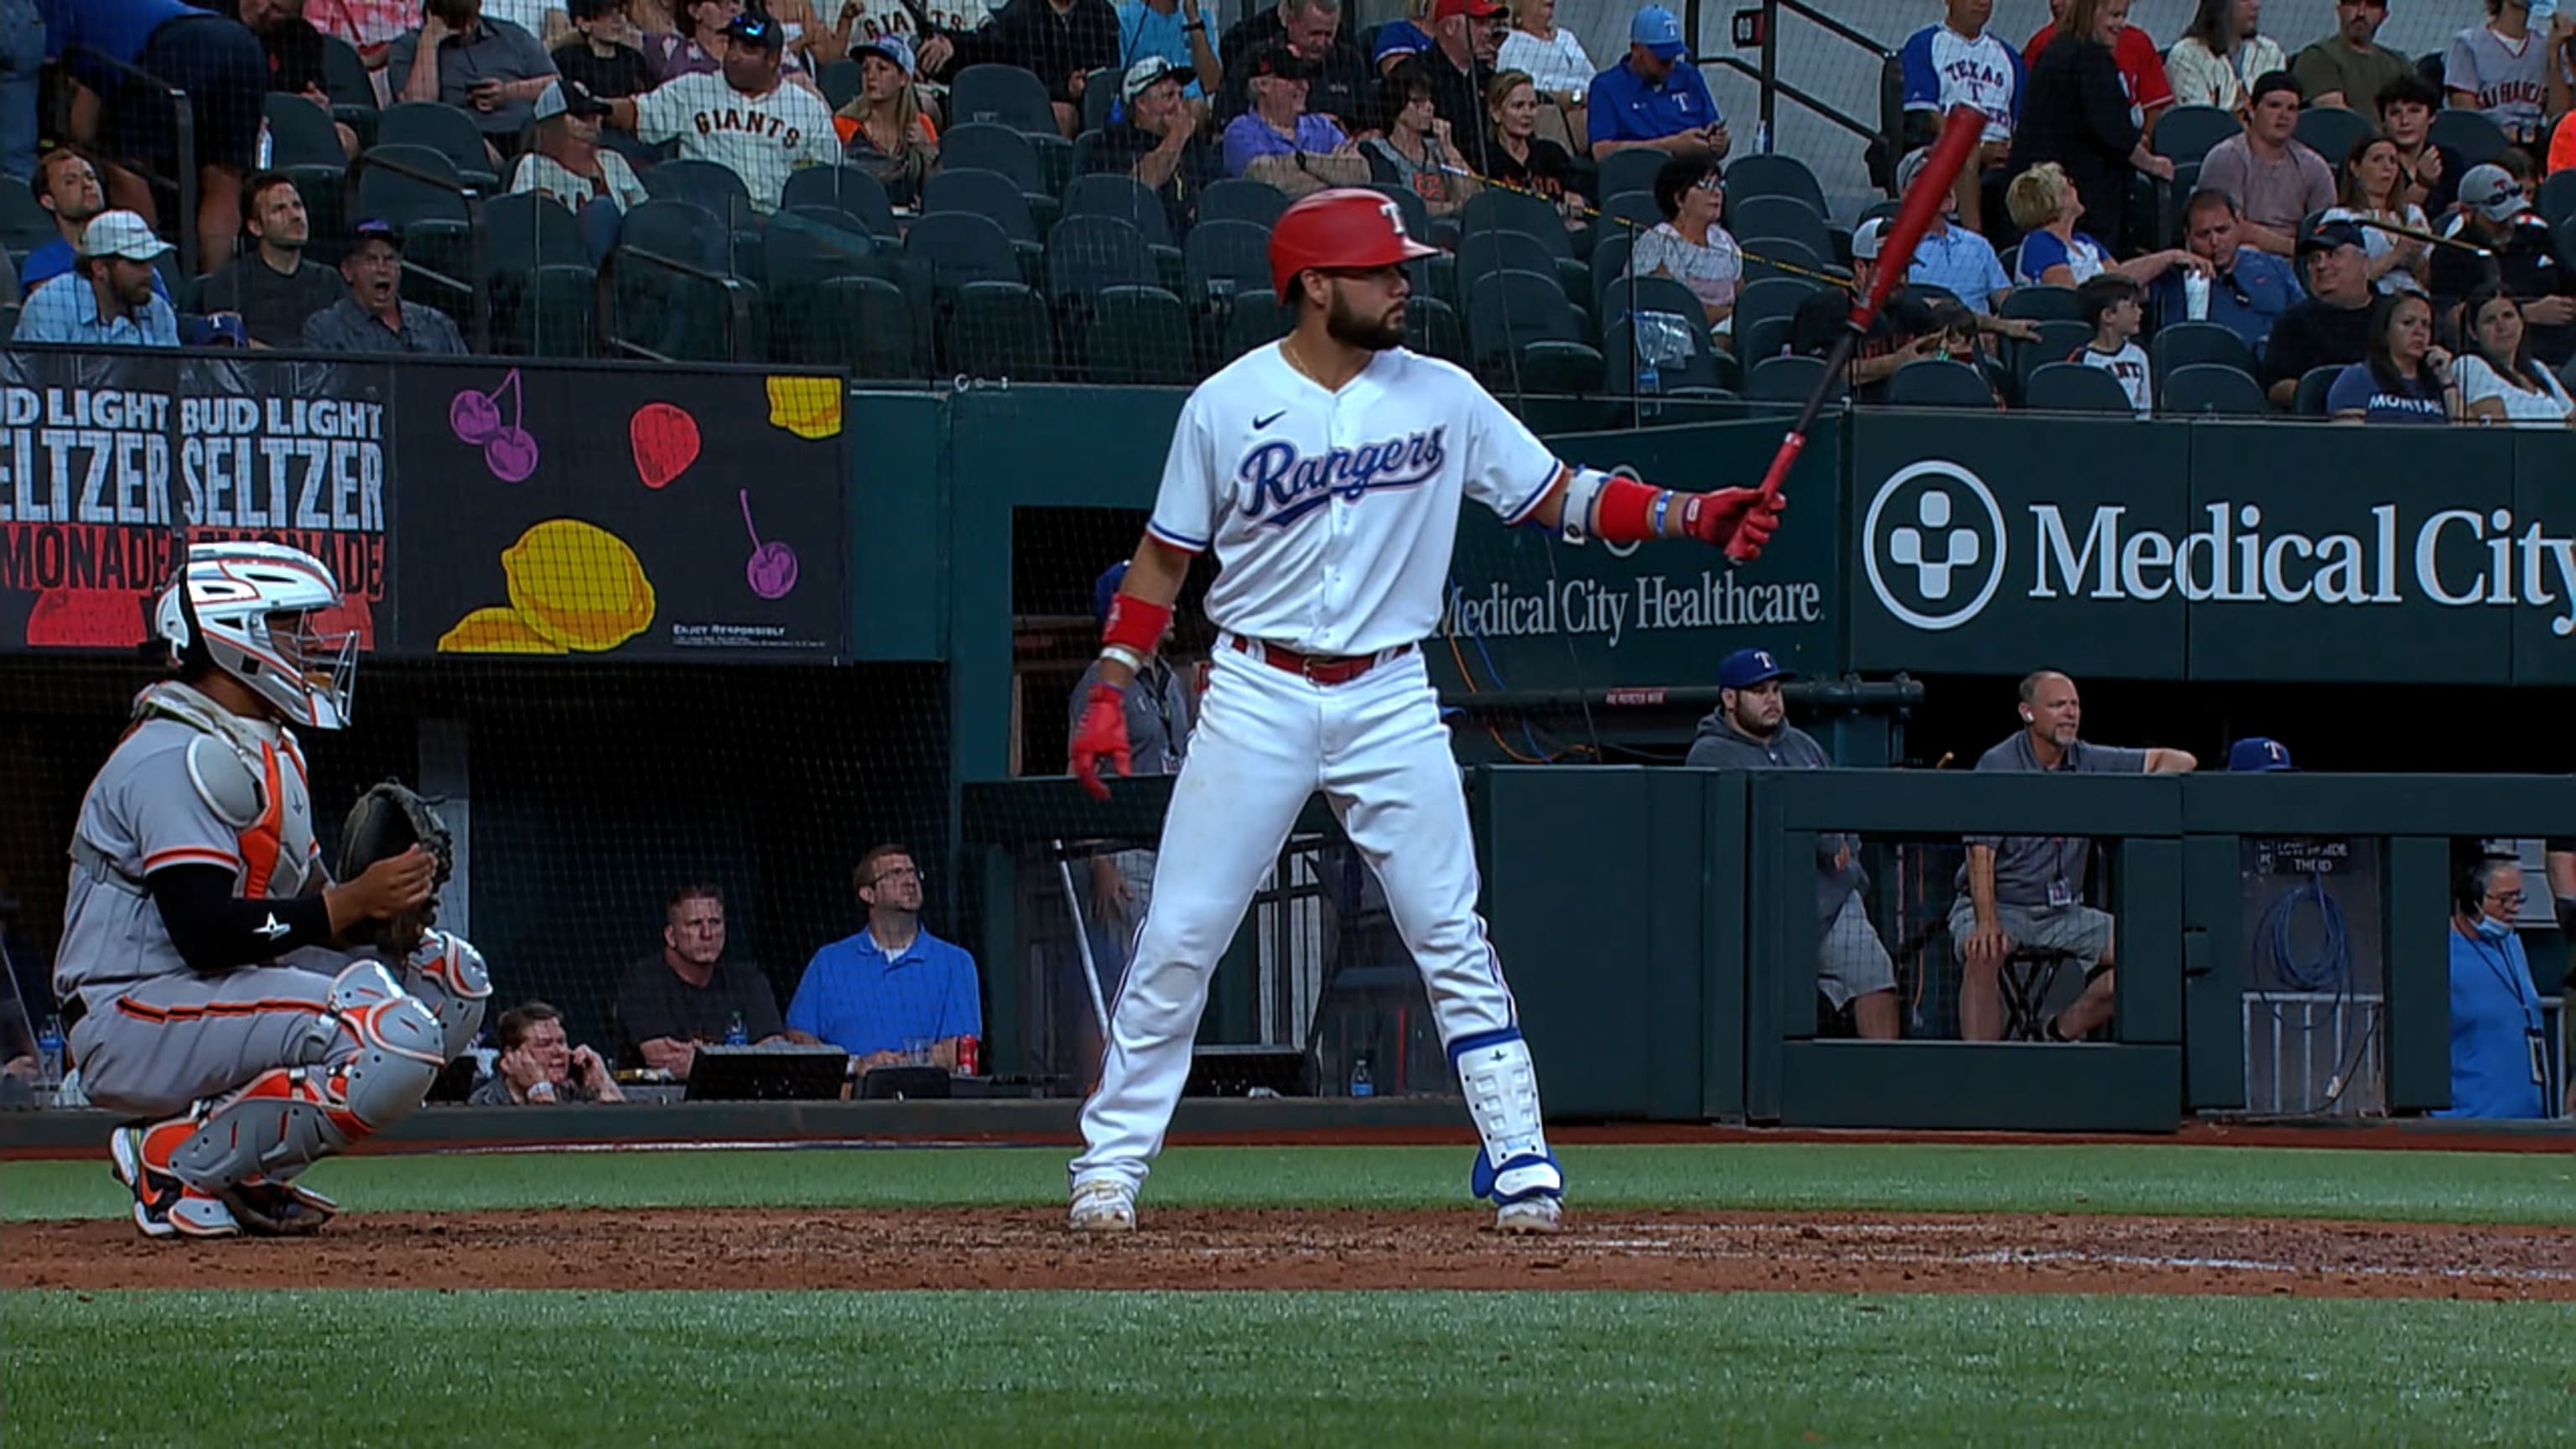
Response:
1451,1027,1561,1204
169,965,445,1192
402,929,492,1061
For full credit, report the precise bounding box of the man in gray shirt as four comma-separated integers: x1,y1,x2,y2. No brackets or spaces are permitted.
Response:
300,219,470,355
1067,562,1194,997
389,0,559,143
1685,647,1898,1039
1950,670,2196,1043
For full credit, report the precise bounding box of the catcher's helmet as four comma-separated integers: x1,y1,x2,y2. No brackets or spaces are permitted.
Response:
154,542,358,730
1269,187,1438,301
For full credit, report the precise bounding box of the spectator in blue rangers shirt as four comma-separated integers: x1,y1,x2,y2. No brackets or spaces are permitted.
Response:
788,844,984,1070
2438,854,2551,1119
1586,5,1726,162
12,210,180,348
1685,648,1900,1041
2149,189,2302,349
299,219,470,354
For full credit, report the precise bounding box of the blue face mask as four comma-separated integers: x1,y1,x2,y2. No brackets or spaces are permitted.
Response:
2475,916,2514,942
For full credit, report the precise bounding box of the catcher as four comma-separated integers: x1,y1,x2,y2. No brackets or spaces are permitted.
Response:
55,542,490,1240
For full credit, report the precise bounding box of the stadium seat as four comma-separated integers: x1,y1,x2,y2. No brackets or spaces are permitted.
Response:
951,63,1058,133
2163,361,2272,415
1200,179,1289,229
1081,66,1122,134
610,200,747,361
1183,219,1271,304
761,210,880,299
483,192,590,276
1466,268,1586,378
2000,285,2080,323
0,302,18,337
782,166,897,239
1737,311,1796,364
320,34,374,108
1741,236,1825,288
1045,215,1159,302
1598,149,1666,205
1600,190,1660,235
1728,195,1832,259
2,188,55,253
1600,314,1732,394
1721,153,1828,217
496,262,597,357
1599,273,1706,336
2293,106,2370,169
1,247,17,304
782,273,920,378
617,198,730,273
2017,318,2096,387
1509,337,1610,398
1886,358,1997,408
1457,227,1566,303
1223,289,1293,358
1062,171,1181,278
264,92,345,168
2541,170,2576,230
2558,216,2576,273
645,158,758,230
1457,188,1572,256
377,101,500,189
906,210,1024,295
947,278,1055,379
2428,108,2508,166
2151,322,2257,392
1727,275,1817,354
356,143,468,227
1587,231,1632,313
924,168,1042,252
1747,351,1841,402
2023,361,2137,413
818,59,865,112
2293,364,2341,417
941,123,1052,205
2153,104,2240,164
1405,293,1467,365
1079,284,1197,384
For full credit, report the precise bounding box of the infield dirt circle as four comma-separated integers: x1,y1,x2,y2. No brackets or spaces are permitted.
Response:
11,1209,2575,1300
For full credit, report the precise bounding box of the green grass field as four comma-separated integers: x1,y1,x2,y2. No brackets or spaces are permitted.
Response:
8,1142,2574,1446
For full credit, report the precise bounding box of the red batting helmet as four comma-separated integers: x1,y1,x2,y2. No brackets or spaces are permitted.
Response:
1268,188,1439,301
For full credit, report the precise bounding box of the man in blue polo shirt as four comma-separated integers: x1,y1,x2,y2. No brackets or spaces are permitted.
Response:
1585,5,1726,162
788,844,984,1070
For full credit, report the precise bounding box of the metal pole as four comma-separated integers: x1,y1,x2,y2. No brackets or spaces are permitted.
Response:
171,87,198,278
1052,841,1113,1037
1757,0,1779,146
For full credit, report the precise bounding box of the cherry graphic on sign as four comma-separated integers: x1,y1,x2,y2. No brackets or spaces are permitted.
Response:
449,368,539,481
740,490,798,600
631,402,700,489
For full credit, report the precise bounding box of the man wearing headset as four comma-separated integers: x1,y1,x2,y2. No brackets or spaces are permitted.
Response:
1949,670,2197,1043
2440,852,2552,1119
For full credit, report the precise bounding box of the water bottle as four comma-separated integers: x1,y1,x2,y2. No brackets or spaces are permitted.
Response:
1636,360,1661,397
36,1015,65,1088
1349,1052,1374,1098
724,1010,747,1046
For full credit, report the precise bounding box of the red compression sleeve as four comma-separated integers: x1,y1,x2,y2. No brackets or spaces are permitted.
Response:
1101,593,1172,657
1590,475,1664,543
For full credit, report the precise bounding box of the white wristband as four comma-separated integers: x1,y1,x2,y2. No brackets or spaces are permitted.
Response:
1101,644,1147,673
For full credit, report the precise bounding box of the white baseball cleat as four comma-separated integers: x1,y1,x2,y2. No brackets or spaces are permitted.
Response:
1494,1197,1563,1235
1067,1179,1137,1233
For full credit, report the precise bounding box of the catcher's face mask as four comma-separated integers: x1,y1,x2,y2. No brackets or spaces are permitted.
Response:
262,608,361,730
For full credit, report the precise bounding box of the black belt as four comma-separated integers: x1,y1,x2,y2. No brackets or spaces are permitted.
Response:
60,995,87,1031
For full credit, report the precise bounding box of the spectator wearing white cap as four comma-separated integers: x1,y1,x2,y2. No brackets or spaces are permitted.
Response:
1092,56,1222,231
514,79,650,216
12,210,180,347
1789,217,1940,398
1114,0,1218,99
836,32,938,206
1586,5,1726,162
2433,164,2575,368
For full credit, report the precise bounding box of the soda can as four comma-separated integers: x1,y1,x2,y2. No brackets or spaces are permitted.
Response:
956,1034,980,1075
2182,270,2211,321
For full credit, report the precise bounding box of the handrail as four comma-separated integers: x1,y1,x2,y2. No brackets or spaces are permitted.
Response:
346,149,492,353
59,45,200,278
1690,0,1900,165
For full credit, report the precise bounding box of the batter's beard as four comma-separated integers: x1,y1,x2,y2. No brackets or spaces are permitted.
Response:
1325,292,1407,351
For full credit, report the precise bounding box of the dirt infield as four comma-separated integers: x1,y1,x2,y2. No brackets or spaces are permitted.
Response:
12,1208,2574,1300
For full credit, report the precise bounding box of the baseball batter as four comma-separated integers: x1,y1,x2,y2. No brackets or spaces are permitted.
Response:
1066,188,1782,1234
55,542,490,1239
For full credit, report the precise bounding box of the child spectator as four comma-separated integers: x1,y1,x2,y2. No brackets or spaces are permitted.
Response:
2074,272,2150,416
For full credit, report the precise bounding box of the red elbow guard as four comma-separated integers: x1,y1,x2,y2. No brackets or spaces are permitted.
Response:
1592,475,1663,543
1101,592,1172,657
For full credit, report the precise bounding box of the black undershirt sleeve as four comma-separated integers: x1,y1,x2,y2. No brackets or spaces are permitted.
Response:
144,865,336,975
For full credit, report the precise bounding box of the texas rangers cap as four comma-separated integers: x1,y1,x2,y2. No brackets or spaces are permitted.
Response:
2226,737,2297,772
78,210,173,262
1093,563,1130,625
2457,164,2529,223
1122,55,1182,103
1718,647,1793,690
1630,5,1687,61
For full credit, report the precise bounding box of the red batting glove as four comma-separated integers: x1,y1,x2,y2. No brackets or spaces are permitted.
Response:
1682,487,1784,559
1070,683,1131,800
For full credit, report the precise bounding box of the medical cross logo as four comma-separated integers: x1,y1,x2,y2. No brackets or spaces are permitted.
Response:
1862,460,2007,631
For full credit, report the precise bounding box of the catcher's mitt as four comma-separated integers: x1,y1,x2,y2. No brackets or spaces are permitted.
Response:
337,779,454,955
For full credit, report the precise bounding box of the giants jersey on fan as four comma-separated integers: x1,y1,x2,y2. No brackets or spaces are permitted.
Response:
55,719,323,1002
635,73,840,210
1899,24,2026,143
1147,345,1562,657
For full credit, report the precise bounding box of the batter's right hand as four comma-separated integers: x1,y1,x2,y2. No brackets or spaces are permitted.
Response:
1070,683,1132,800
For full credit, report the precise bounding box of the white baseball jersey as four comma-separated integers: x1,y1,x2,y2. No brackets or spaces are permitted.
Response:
2444,24,2562,134
1899,24,2026,144
1147,345,1563,657
634,72,840,211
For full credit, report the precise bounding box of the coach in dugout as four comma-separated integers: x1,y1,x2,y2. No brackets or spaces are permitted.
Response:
1950,670,2195,1044
1685,648,1899,1040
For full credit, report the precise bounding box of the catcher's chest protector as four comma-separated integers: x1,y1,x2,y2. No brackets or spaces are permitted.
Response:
132,681,319,900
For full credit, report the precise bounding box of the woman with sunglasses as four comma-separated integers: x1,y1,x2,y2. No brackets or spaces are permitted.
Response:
2454,282,2576,426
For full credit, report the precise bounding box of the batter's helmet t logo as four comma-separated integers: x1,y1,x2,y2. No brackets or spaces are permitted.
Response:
1862,460,2007,631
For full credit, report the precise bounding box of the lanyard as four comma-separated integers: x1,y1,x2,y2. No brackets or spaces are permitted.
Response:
2466,935,2541,1031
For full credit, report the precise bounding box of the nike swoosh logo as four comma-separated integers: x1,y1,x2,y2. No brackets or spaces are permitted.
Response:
253,913,289,941
1254,410,1285,429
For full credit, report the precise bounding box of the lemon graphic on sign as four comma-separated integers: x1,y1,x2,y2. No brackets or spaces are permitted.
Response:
437,606,567,653
766,375,843,439
501,518,657,651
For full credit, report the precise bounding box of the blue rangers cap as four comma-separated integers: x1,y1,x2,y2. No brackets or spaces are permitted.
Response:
1718,647,1792,689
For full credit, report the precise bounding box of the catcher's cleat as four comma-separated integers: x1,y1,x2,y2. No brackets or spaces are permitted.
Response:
1067,1178,1137,1233
166,1188,244,1239
223,1179,340,1236
1494,1196,1564,1235
110,1124,183,1239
